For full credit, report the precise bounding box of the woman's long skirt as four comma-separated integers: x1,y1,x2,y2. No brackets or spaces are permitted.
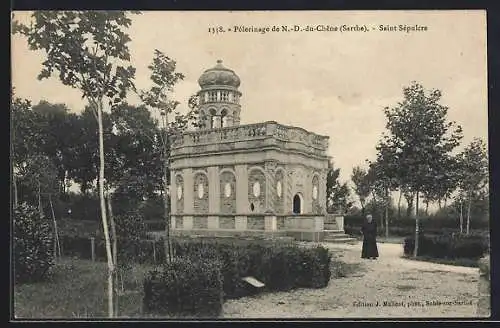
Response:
361,236,379,259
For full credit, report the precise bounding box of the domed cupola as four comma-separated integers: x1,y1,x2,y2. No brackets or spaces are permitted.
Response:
198,60,241,89
196,60,242,130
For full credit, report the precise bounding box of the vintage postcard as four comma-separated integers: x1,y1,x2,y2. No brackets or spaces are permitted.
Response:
11,10,489,320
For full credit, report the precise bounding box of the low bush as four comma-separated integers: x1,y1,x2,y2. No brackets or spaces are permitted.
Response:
478,255,490,280
143,258,224,317
344,215,489,234
403,233,489,259
14,203,55,283
173,241,332,298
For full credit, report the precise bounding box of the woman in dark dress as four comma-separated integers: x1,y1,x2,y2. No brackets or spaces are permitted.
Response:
361,214,379,259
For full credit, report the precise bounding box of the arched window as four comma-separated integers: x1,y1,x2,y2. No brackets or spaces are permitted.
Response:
293,194,302,214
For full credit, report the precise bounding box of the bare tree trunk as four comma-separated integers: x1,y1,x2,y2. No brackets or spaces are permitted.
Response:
413,191,420,258
466,193,472,235
163,116,173,262
372,191,383,230
13,173,18,208
107,193,119,316
38,180,43,219
97,103,114,318
443,198,447,208
49,194,61,260
425,200,429,216
438,198,442,210
163,168,172,262
397,189,402,219
384,187,389,238
405,193,414,218
459,200,464,233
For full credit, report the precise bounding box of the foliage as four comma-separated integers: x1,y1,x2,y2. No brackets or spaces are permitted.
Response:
344,214,489,236
13,10,141,318
173,241,332,298
377,82,463,255
14,203,55,283
326,161,352,214
143,258,224,317
403,233,488,259
16,154,59,204
478,255,490,280
113,211,148,263
351,166,371,213
457,138,488,196
380,82,463,202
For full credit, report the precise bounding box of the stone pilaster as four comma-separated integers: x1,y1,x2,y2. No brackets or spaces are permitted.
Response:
170,170,177,214
208,166,220,213
265,161,278,213
265,215,277,231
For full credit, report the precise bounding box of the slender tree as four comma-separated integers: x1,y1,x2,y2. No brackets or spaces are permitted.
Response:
380,82,462,257
351,166,371,215
457,138,488,234
138,50,198,261
14,11,138,317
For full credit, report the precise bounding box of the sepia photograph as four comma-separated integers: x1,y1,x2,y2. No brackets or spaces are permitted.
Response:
11,10,490,319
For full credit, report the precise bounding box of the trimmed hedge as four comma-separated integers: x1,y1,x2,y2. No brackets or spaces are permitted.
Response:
403,233,489,259
143,258,224,317
143,241,332,316
173,241,332,298
345,215,489,233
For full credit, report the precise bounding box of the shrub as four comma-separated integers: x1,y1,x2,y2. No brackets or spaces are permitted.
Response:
13,203,55,283
403,233,489,259
173,241,332,298
143,257,223,317
344,215,489,235
478,255,490,280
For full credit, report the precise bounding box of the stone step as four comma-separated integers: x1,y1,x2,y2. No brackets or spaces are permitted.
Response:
323,229,345,234
323,237,358,244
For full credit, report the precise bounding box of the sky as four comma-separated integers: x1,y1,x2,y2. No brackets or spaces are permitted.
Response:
11,10,488,198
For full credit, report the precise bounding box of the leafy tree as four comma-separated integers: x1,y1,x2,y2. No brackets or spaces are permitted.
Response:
14,11,139,317
326,161,353,214
380,82,462,256
109,103,163,198
351,166,371,215
457,138,488,234
17,154,59,215
31,100,80,194
11,95,37,208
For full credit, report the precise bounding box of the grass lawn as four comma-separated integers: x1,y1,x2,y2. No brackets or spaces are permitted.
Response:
14,252,350,319
14,258,160,319
401,255,480,268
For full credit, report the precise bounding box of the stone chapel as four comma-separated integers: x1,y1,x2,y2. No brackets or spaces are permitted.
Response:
169,60,347,241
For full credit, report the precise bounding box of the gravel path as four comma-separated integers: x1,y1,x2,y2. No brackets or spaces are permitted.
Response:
223,241,481,318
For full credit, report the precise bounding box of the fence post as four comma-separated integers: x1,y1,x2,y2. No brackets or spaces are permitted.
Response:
90,237,95,262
